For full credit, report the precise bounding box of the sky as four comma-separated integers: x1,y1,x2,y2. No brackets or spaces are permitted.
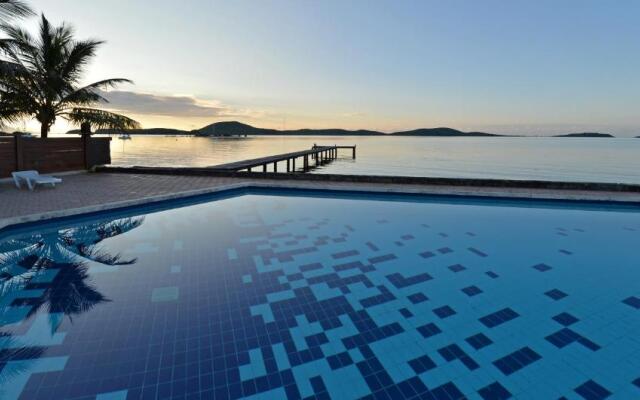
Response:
13,0,640,135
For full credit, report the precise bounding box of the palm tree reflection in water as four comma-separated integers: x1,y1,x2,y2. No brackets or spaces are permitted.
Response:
0,216,144,384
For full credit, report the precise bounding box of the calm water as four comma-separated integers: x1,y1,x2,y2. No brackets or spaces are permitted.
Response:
1,189,639,399
106,135,640,183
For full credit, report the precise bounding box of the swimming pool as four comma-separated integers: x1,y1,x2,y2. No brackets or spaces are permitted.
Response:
1,189,639,400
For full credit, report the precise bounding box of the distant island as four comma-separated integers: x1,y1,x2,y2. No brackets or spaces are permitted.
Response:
390,127,497,137
554,132,614,138
67,121,617,138
78,121,500,137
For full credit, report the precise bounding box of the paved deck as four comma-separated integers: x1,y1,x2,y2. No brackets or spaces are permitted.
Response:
1,172,639,230
0,173,246,229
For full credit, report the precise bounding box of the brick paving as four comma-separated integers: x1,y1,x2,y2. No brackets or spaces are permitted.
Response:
0,173,246,226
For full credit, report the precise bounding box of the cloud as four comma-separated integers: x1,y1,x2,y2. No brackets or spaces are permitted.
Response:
99,90,244,118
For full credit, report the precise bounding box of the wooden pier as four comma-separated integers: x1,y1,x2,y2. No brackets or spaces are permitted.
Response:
211,145,355,173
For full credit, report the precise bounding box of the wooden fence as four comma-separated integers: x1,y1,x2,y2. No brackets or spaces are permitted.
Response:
0,136,111,178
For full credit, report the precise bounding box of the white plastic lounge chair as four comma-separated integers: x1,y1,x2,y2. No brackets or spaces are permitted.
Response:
12,170,62,191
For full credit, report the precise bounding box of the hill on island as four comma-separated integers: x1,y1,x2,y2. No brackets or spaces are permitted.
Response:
554,132,614,138
196,121,385,136
390,127,497,137
72,121,617,138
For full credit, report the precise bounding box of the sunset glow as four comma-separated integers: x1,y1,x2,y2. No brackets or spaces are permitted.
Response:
17,0,640,136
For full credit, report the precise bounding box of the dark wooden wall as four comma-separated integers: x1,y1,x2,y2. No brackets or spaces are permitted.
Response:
0,136,111,178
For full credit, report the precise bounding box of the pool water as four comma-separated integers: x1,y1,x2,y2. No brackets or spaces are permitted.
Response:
1,190,639,400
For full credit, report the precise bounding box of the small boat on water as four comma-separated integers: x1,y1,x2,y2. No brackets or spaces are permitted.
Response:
118,133,132,140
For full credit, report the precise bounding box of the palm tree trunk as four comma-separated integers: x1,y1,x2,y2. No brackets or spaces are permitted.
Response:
40,123,49,138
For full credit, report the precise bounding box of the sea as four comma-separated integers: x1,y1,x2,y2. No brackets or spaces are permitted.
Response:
103,135,640,184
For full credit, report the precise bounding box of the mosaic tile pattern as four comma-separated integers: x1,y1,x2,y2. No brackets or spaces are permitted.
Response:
1,191,640,399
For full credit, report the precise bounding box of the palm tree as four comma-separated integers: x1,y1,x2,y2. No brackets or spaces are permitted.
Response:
0,0,33,23
0,15,140,137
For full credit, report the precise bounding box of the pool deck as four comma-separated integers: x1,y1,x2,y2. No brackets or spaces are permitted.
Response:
1,171,640,230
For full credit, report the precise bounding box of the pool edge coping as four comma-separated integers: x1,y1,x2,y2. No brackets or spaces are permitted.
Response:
0,182,252,231
2,179,640,232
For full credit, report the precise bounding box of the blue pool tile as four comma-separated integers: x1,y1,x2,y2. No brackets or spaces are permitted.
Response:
386,272,433,288
574,379,612,400
399,308,413,318
368,254,397,264
438,344,479,370
407,293,428,304
430,382,464,400
479,308,519,328
417,323,442,338
462,285,483,297
332,250,359,259
466,333,493,350
493,347,541,376
300,262,323,272
532,263,553,272
408,354,436,374
239,348,267,381
227,247,239,260
622,296,640,309
468,247,488,257
327,351,353,370
150,286,179,302
545,289,568,300
309,375,327,394
448,264,466,273
96,390,128,400
545,328,601,351
305,332,329,347
552,312,579,326
433,305,456,319
478,381,512,400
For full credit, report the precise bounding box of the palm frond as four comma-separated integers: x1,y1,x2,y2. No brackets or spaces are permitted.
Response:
24,261,111,320
0,103,31,124
0,238,33,254
95,217,145,240
64,107,141,130
0,0,34,22
0,80,40,124
74,244,137,266
59,79,133,106
0,23,37,60
59,39,104,84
